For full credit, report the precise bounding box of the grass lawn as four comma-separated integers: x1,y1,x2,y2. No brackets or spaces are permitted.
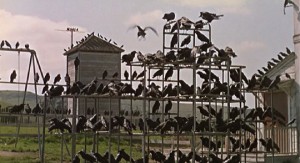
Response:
0,126,144,162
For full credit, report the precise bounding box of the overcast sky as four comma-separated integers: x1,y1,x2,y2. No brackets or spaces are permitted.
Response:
0,0,295,105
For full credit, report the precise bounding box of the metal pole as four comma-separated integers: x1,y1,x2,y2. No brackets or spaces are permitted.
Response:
129,65,133,162
108,98,112,163
142,65,147,163
32,54,43,160
33,52,46,84
61,133,64,163
84,97,87,154
42,95,47,163
71,63,78,160
271,90,275,163
71,96,77,159
15,53,33,148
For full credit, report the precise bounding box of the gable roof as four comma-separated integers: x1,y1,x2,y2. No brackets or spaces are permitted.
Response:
256,51,295,81
63,34,124,56
263,52,295,79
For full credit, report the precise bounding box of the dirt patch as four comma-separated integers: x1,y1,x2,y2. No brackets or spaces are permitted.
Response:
0,151,35,157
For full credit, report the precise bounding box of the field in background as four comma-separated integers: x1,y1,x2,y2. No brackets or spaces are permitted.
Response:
0,90,201,162
0,126,144,162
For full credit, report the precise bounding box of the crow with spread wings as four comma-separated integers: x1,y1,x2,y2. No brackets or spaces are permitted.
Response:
129,25,158,39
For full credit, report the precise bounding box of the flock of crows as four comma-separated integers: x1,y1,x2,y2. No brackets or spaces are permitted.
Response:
4,11,290,102
254,47,293,81
71,148,243,163
63,11,291,162
73,149,148,163
49,101,287,135
8,103,43,115
49,103,283,162
0,10,295,163
64,32,124,53
0,40,31,50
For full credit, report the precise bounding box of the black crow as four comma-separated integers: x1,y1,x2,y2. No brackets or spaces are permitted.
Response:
287,118,296,126
48,118,71,133
278,54,283,60
74,56,80,70
201,137,217,151
138,118,144,132
131,71,137,80
103,151,117,163
102,70,108,80
112,72,118,78
53,74,61,84
267,138,280,152
32,103,42,115
286,73,291,79
124,70,129,80
170,33,178,49
162,83,172,97
10,70,17,83
72,154,80,163
179,117,194,133
209,153,223,163
197,106,210,117
91,151,108,163
180,35,191,47
134,84,144,97
122,51,136,65
78,150,96,163
146,118,160,131
44,72,50,84
165,67,173,81
15,42,19,49
199,12,224,23
152,100,160,114
257,69,264,76
194,20,205,29
136,70,145,80
165,51,176,62
5,40,11,49
81,79,97,95
203,69,219,81
129,25,158,38
48,85,64,98
249,138,257,152
42,84,49,94
9,103,25,114
152,68,164,78
76,116,87,133
64,73,70,85
195,30,209,43
164,99,172,114
25,44,30,49
0,40,4,48
247,74,257,90
268,75,281,89
71,82,81,95
162,12,175,22
164,150,175,163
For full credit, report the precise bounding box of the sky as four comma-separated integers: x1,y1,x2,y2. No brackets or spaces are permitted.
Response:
0,0,295,105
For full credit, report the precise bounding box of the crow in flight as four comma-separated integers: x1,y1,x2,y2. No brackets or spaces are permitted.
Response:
129,25,158,39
